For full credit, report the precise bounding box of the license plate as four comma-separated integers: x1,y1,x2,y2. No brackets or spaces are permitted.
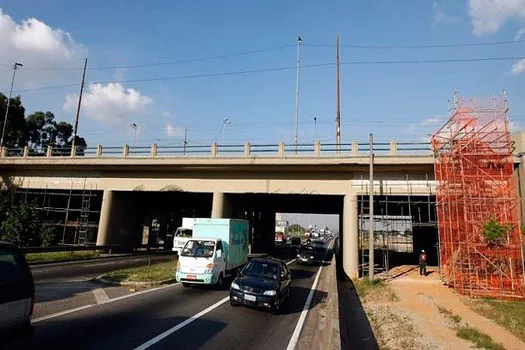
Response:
300,258,307,261
186,275,197,280
244,294,256,302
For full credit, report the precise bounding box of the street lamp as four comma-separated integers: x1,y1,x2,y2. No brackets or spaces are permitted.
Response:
221,117,231,142
129,122,138,147
1,62,23,149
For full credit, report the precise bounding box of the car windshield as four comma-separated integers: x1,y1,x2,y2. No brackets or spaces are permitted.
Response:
181,240,215,258
175,228,193,238
242,260,279,280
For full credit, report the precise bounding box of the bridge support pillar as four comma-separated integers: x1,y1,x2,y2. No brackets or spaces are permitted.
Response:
343,193,359,279
97,190,115,246
211,192,230,218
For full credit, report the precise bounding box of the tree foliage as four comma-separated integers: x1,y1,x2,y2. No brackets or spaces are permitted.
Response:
288,224,306,234
482,217,511,245
0,93,86,151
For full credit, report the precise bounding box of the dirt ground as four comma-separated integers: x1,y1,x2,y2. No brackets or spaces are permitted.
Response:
363,265,525,350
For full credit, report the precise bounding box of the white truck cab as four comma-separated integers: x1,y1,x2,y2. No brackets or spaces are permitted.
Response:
176,238,226,286
172,218,195,254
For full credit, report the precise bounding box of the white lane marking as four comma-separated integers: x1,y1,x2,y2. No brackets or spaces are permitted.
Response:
133,296,230,350
31,283,180,324
133,258,296,349
286,240,334,350
286,265,323,350
32,304,95,324
93,288,110,304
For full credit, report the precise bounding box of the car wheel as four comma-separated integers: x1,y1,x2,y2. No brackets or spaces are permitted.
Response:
272,297,280,314
182,282,191,288
230,300,239,307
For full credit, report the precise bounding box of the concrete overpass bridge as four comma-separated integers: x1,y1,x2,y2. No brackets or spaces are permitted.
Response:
2,137,525,279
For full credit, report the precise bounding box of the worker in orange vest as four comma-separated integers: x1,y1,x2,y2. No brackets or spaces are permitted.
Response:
419,250,427,276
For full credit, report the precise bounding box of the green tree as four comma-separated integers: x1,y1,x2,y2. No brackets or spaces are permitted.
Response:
1,200,41,247
288,224,306,234
482,217,511,245
0,94,28,148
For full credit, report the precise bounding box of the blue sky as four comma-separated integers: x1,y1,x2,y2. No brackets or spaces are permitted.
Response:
1,0,525,147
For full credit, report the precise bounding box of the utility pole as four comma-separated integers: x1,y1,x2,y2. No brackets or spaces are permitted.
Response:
71,58,87,155
130,122,138,147
295,36,303,153
1,62,23,149
183,128,188,155
336,35,341,153
313,116,317,142
369,133,375,280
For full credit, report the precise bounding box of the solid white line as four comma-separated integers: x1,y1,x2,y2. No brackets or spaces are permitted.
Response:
32,304,95,324
93,288,110,304
286,239,334,350
31,283,180,324
286,265,323,350
133,296,230,350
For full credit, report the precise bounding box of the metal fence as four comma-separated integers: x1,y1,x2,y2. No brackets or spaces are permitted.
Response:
0,141,433,159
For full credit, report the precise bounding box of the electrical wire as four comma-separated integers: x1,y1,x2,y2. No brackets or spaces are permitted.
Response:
305,39,525,49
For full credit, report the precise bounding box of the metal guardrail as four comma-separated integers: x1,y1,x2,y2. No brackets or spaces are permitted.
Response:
21,244,164,254
0,141,434,159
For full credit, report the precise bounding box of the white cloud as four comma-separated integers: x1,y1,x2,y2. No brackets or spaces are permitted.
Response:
510,59,525,75
0,8,85,88
421,116,442,125
468,0,525,36
516,27,525,39
63,83,152,122
432,1,460,25
165,124,183,137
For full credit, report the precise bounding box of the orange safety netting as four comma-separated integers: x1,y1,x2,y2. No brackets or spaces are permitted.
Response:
432,94,525,300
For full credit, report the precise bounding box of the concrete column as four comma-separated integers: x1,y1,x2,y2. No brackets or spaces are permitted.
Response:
343,193,359,279
123,144,130,157
351,141,359,156
211,192,225,218
0,146,5,157
70,145,76,157
23,146,28,158
96,145,103,157
211,142,218,157
96,190,115,245
278,142,285,157
46,145,52,157
314,140,321,156
244,142,251,157
390,140,398,156
151,144,158,157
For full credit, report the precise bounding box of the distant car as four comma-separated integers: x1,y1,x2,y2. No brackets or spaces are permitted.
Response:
230,257,291,313
275,232,285,245
0,241,34,332
290,237,301,247
297,241,328,265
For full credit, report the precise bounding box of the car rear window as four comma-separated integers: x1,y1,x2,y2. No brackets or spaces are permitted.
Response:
0,248,26,283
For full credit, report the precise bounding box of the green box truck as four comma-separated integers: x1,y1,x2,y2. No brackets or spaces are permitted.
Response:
175,218,249,287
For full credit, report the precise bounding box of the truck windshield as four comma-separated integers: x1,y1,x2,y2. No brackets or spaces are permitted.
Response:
242,260,279,280
175,228,192,238
181,240,215,258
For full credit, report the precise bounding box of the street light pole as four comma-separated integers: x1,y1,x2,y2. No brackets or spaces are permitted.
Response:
313,116,317,142
130,123,138,147
1,62,23,149
294,36,302,153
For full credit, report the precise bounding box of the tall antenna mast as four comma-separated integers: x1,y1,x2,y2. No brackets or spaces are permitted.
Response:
336,34,341,153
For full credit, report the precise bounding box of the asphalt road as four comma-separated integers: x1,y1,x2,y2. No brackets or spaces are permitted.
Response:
30,253,176,283
3,259,323,350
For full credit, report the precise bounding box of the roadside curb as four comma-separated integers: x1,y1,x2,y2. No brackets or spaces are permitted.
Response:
28,252,175,267
96,274,177,287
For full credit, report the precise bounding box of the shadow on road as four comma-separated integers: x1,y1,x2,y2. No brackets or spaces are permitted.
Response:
334,240,378,350
35,280,104,303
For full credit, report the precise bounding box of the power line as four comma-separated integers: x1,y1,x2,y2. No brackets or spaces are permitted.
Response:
7,45,294,72
305,39,525,49
5,55,525,94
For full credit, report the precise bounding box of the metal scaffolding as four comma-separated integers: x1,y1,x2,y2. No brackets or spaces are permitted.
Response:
432,92,525,300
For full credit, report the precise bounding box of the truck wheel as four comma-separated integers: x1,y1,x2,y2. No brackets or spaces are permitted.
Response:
216,274,224,289
182,282,190,288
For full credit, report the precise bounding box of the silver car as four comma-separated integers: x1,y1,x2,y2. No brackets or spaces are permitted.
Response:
0,241,34,332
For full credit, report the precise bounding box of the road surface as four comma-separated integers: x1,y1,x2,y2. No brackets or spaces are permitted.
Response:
3,258,324,350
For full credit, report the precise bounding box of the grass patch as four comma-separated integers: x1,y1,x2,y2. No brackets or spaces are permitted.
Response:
470,298,525,343
102,260,177,283
354,278,398,302
437,305,462,325
25,251,101,263
456,326,505,350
